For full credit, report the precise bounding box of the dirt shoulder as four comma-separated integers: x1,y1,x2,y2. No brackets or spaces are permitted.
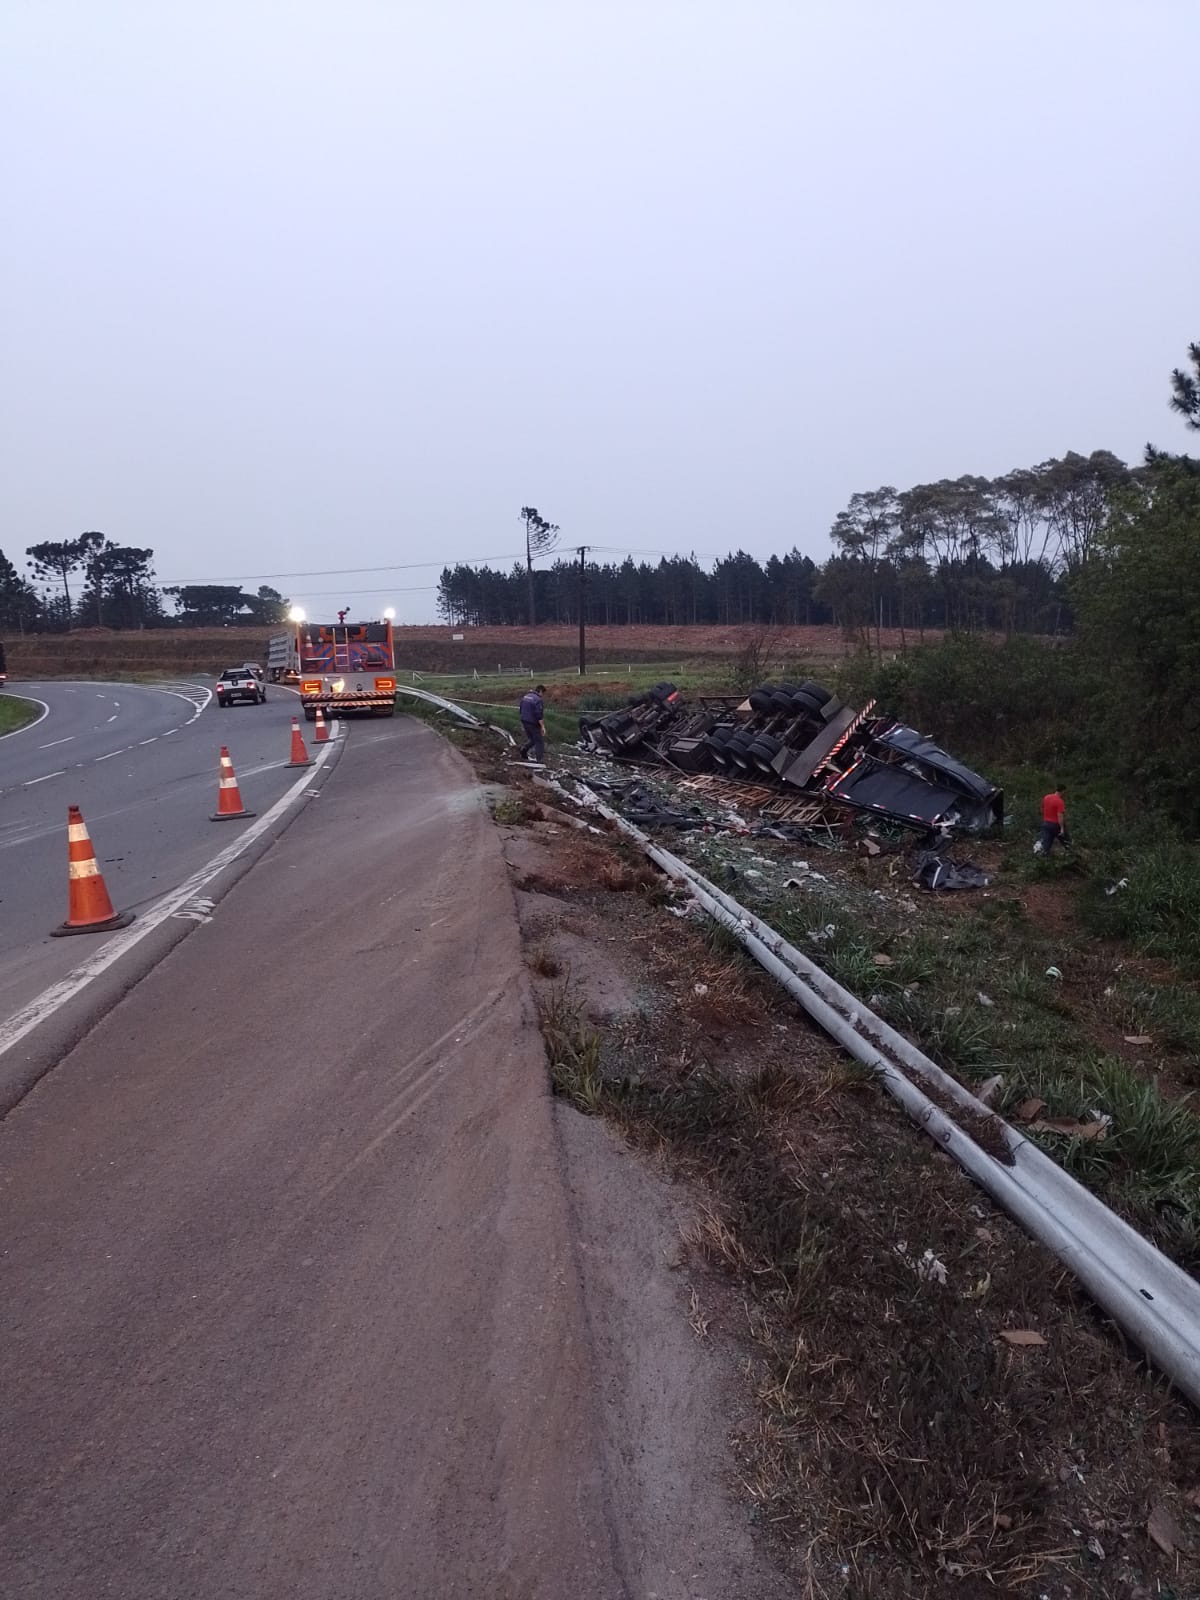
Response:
454,723,1200,1600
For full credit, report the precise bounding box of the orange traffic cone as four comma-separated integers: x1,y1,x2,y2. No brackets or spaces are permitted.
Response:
51,805,135,936
210,746,255,821
287,716,312,768
313,706,330,744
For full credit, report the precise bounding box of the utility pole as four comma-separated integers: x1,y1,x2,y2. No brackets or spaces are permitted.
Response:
577,545,587,676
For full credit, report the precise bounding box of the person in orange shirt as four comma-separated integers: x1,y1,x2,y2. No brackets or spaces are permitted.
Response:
1035,784,1069,855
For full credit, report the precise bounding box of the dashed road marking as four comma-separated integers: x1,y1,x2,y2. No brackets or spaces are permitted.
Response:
23,771,65,786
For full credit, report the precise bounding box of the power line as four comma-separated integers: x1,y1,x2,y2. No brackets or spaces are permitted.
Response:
160,551,527,585
288,584,438,599
161,545,725,587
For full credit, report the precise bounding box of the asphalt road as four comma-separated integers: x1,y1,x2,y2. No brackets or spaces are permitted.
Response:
0,679,322,1033
0,719,628,1598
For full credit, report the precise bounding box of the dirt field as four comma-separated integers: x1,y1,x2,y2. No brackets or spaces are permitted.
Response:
2,622,910,680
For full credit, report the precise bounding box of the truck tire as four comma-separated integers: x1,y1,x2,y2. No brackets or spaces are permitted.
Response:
796,680,834,706
303,706,316,722
706,726,734,766
748,735,782,773
790,689,826,716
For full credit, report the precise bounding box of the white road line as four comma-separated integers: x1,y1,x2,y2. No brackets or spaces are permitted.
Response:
0,738,338,1067
0,695,51,741
106,713,118,722
94,749,126,762
163,728,179,737
38,736,75,749
23,770,65,786
145,684,213,724
138,737,158,746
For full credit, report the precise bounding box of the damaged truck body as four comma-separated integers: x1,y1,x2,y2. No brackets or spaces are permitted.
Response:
579,679,1002,835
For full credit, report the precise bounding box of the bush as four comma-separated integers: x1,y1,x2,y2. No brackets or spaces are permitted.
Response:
836,634,1088,765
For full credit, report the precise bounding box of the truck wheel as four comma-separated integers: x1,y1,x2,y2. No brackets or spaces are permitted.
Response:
303,707,316,722
796,680,834,706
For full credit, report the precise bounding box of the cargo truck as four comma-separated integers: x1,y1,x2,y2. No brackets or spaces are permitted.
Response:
266,632,300,683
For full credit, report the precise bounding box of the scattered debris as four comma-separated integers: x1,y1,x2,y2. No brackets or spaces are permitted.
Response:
1105,877,1130,896
976,1074,1003,1105
1045,965,1063,980
998,1328,1047,1348
913,851,991,891
1124,1034,1154,1047
1014,1097,1049,1122
894,1241,949,1285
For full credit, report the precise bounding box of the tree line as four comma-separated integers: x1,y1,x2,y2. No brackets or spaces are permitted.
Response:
0,532,292,631
438,450,1138,640
8,344,1198,641
843,342,1200,829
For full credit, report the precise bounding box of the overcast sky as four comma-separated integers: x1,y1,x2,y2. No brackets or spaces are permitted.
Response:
3,1,1197,623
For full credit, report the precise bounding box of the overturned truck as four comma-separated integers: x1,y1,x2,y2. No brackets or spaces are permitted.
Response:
579,679,1002,835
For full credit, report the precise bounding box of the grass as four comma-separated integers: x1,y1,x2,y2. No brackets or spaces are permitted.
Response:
749,880,1200,1271
539,986,607,1113
527,943,563,978
0,693,40,735
491,794,537,825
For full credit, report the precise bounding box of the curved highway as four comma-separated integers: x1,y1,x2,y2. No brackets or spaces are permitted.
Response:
0,679,327,1036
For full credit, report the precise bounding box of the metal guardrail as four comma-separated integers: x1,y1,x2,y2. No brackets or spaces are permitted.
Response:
559,779,1200,1411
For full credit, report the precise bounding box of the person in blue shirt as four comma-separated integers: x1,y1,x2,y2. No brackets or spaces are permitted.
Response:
518,685,547,763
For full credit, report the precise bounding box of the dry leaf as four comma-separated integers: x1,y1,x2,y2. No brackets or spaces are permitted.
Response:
872,952,894,966
1027,1118,1109,1141
1014,1097,1047,1122
1147,1503,1186,1556
975,1074,1003,1106
994,1512,1013,1531
999,1329,1047,1348
1124,1035,1154,1046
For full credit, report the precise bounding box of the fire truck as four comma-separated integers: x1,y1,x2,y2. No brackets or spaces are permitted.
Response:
296,618,396,720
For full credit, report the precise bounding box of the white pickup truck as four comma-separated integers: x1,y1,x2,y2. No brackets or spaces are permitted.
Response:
216,668,267,708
